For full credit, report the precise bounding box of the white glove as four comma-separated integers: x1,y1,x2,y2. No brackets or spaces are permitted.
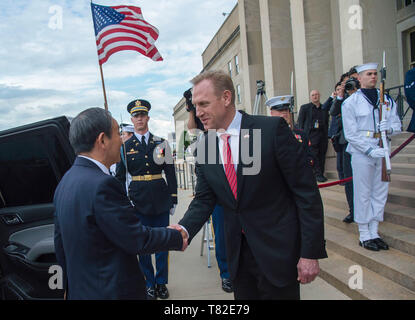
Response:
378,120,391,133
170,204,177,216
369,148,387,158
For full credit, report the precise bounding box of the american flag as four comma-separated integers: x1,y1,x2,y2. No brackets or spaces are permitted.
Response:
91,3,163,65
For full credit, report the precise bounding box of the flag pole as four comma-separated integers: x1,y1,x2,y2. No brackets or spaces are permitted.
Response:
91,1,108,111
99,64,109,111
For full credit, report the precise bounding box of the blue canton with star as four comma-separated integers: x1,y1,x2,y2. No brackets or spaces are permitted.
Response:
91,3,125,36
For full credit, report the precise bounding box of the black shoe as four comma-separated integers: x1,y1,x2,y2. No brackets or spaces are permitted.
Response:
359,240,379,251
146,286,156,300
155,284,169,299
343,214,354,224
316,175,328,183
221,278,234,293
373,238,389,250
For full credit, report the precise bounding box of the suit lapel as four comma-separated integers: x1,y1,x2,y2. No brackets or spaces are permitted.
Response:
237,112,254,203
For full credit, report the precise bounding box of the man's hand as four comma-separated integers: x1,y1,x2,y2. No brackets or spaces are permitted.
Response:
168,224,188,251
369,147,388,159
378,120,392,134
170,204,177,216
297,258,320,284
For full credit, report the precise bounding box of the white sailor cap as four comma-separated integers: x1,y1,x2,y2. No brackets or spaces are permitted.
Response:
356,63,379,74
266,95,293,110
122,125,134,133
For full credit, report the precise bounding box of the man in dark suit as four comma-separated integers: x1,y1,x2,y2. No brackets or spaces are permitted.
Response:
54,107,187,300
173,71,327,300
297,90,329,182
404,65,415,133
115,99,177,300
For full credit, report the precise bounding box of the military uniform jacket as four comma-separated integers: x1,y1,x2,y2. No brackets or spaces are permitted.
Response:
342,89,402,156
293,127,314,167
115,133,177,216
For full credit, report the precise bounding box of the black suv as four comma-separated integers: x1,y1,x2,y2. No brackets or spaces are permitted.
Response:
0,117,74,299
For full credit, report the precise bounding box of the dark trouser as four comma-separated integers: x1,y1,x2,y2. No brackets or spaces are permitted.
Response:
336,144,346,181
310,132,328,177
212,205,230,279
343,147,354,216
233,235,300,300
137,212,169,288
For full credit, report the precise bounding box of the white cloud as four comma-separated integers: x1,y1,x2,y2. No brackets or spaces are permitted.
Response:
0,0,237,132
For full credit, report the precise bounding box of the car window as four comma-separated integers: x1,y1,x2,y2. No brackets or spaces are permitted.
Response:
0,131,71,208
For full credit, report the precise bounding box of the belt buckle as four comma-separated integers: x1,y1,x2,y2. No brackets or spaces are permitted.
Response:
144,174,152,181
374,133,381,139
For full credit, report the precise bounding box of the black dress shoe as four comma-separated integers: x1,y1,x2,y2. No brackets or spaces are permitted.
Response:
155,284,169,299
146,286,156,300
221,278,234,293
316,175,328,183
343,214,354,224
373,238,389,250
359,239,379,251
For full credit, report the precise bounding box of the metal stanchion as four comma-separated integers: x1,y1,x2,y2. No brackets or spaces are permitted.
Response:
200,218,214,268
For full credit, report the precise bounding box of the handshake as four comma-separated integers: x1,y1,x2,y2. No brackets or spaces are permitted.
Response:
168,224,189,251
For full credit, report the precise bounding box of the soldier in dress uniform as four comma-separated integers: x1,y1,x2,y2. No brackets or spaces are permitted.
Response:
267,95,314,168
115,99,177,299
342,63,402,251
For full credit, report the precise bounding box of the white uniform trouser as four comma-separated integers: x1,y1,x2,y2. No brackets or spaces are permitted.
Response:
351,152,389,242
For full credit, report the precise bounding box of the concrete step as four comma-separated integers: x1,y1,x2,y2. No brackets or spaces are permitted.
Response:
392,145,415,154
391,133,415,146
324,171,415,190
324,204,415,257
325,184,415,208
319,249,415,300
325,224,415,293
391,154,415,164
320,188,415,229
388,163,415,176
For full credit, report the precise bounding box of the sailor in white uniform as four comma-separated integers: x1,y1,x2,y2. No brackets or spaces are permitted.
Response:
342,63,402,251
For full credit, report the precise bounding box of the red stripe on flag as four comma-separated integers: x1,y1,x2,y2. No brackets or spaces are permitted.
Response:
97,37,148,56
93,4,163,64
96,27,147,45
99,45,152,65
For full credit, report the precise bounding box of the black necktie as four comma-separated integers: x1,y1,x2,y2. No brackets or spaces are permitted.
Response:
141,135,146,148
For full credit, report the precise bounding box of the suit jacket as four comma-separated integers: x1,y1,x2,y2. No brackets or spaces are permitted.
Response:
54,157,182,300
404,68,415,133
179,112,327,287
116,133,177,216
297,101,329,138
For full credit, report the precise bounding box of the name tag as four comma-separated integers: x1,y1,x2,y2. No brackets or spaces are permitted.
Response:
127,151,139,155
314,120,319,129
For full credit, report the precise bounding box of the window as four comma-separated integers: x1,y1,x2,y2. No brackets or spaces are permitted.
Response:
397,0,415,9
228,61,232,77
234,55,240,74
236,84,241,104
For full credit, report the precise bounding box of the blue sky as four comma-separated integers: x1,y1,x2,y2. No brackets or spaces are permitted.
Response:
0,0,237,138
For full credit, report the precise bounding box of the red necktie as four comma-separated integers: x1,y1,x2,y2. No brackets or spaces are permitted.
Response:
220,134,237,200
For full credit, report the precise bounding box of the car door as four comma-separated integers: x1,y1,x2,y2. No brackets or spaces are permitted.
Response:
0,117,74,299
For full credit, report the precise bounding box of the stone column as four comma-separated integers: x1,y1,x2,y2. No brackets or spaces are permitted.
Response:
260,0,295,116
290,0,310,111
238,0,265,115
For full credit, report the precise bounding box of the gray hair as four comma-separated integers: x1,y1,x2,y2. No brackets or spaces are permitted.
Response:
69,107,113,154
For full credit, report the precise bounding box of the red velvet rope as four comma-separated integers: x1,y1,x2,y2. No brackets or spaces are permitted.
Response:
318,134,415,189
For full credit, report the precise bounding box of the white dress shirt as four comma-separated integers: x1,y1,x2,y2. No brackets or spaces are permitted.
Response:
134,131,150,145
216,110,242,172
79,156,110,175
